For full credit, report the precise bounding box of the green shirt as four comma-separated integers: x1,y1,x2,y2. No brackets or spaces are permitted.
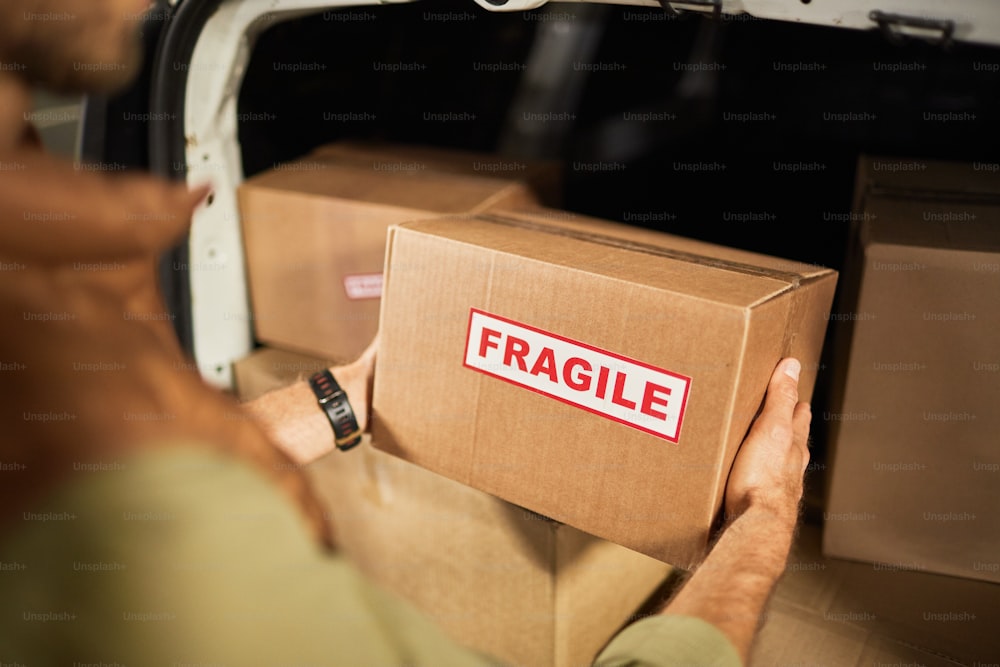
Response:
0,446,741,667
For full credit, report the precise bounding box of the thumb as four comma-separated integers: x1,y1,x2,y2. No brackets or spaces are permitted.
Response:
747,357,800,446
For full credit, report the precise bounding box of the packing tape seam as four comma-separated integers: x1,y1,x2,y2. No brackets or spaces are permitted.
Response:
477,214,807,286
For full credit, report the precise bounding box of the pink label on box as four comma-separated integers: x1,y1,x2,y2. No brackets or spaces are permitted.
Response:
343,273,383,300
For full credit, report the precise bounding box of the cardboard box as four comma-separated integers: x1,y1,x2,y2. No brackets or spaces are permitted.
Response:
824,157,1000,584
232,347,335,401
312,140,561,204
238,142,558,363
372,208,838,567
233,347,672,667
308,441,671,667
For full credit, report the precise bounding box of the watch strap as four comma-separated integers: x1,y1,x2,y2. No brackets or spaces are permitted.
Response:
308,369,362,451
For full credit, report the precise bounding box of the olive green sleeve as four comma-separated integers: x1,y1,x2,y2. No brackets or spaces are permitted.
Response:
594,614,743,667
0,445,742,667
0,445,501,667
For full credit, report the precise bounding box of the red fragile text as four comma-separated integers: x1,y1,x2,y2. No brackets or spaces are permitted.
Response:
463,309,691,442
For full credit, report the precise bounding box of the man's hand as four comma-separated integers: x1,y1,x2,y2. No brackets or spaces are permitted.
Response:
724,357,811,523
657,358,812,664
0,149,330,547
243,335,378,466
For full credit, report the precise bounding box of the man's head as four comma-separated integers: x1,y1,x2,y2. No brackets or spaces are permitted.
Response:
0,0,151,93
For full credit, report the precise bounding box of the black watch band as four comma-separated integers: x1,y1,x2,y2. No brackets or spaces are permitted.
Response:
308,369,362,451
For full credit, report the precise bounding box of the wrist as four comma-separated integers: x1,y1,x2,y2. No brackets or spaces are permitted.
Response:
728,486,801,522
246,381,331,464
732,501,799,559
242,360,370,464
328,364,369,433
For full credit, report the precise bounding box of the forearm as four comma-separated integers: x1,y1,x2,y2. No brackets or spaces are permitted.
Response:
242,361,371,465
660,505,798,664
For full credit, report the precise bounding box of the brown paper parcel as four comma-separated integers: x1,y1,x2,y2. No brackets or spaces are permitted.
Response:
372,209,837,567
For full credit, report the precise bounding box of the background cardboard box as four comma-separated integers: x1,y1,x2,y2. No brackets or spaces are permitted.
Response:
233,348,672,667
824,157,1000,584
312,140,561,203
373,209,837,568
238,142,558,363
233,347,335,401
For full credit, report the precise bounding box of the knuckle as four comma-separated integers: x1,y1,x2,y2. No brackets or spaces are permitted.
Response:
776,381,799,404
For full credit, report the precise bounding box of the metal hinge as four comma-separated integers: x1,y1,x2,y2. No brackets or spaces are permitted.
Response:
869,10,955,48
659,0,723,20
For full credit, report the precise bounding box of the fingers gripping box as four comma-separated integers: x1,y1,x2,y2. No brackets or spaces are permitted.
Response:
372,209,837,567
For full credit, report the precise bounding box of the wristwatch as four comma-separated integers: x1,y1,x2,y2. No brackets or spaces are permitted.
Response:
308,369,362,451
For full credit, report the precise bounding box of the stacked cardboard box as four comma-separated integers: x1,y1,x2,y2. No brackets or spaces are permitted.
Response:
233,347,335,401
238,142,558,363
824,156,1000,584
233,349,672,667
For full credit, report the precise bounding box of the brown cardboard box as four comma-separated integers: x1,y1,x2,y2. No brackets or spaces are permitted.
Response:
232,347,672,667
308,441,671,667
238,143,558,363
372,208,838,568
824,157,1000,584
312,140,561,203
232,347,335,401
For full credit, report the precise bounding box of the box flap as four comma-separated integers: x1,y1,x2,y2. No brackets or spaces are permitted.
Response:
241,161,520,215
857,155,1000,199
396,214,828,309
311,140,560,186
494,207,833,281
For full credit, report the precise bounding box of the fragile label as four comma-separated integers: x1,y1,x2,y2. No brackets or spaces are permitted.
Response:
343,273,383,300
463,309,691,442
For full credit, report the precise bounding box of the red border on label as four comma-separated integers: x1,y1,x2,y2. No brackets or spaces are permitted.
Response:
462,308,691,443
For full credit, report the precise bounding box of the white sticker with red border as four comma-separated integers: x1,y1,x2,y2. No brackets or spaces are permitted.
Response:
343,273,383,300
463,309,691,442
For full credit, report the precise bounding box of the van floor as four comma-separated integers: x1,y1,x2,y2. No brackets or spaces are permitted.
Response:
751,522,999,666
